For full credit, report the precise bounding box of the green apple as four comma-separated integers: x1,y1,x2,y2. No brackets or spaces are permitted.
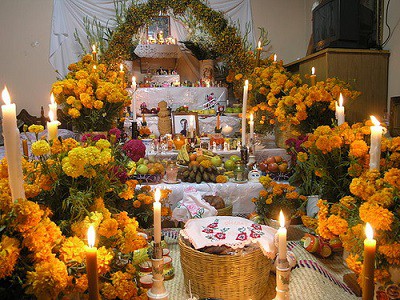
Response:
136,164,149,175
230,155,240,162
225,107,233,113
211,156,222,167
224,159,235,171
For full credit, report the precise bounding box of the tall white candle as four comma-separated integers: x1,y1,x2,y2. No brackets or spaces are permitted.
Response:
369,116,383,171
131,76,137,122
48,93,57,121
249,113,254,142
47,110,60,140
153,188,162,244
310,67,316,86
278,210,287,260
1,86,25,201
241,80,249,146
335,93,345,125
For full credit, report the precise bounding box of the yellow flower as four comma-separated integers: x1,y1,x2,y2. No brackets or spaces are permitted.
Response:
234,73,243,81
96,246,114,275
96,139,111,150
349,140,369,158
384,168,400,190
359,202,394,231
0,235,20,279
326,215,348,236
28,124,44,134
297,152,308,162
378,243,400,265
98,218,119,238
68,107,81,118
94,100,104,109
31,140,50,156
59,236,86,264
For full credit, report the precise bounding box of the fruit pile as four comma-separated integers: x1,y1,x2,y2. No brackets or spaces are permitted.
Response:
180,153,223,183
135,158,165,175
257,156,289,174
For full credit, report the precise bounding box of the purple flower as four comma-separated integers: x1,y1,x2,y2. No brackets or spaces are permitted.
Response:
81,133,107,143
122,139,146,162
109,128,122,139
112,165,128,183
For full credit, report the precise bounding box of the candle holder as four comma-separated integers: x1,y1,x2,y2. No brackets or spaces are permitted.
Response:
148,242,169,300
275,258,291,300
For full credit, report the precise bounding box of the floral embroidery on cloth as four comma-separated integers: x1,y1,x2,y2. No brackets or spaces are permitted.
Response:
181,216,277,258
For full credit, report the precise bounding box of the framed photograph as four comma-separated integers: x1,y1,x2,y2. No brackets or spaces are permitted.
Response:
147,16,170,38
172,112,199,137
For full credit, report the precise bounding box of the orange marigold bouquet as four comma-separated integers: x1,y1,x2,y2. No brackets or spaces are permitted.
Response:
252,175,307,222
52,54,130,132
316,166,400,286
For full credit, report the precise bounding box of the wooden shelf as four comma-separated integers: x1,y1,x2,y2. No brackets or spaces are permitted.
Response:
285,48,390,123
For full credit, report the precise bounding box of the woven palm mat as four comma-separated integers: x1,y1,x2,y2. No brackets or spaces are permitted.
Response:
162,228,360,300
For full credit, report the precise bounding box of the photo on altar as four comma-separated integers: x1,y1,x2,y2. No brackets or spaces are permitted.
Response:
172,112,199,137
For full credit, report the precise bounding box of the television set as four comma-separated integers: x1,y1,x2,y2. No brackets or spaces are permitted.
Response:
312,0,378,52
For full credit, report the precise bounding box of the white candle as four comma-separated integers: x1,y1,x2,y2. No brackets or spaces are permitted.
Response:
273,54,277,64
249,113,254,142
369,116,383,171
278,210,287,260
131,76,137,122
1,86,25,201
310,67,316,86
241,80,249,146
153,188,162,244
48,93,57,121
47,110,60,140
335,93,345,125
91,44,97,61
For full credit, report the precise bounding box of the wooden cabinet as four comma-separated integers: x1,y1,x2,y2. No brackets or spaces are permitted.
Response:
285,48,390,124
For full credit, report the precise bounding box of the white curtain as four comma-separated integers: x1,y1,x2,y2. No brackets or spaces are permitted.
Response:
50,0,255,77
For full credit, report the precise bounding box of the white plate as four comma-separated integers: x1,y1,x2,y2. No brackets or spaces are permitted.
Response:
162,179,181,184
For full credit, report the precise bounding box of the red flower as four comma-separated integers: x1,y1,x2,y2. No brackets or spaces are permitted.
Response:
214,232,226,240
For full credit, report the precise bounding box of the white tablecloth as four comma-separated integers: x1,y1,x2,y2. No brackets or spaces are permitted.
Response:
150,181,263,215
129,87,228,112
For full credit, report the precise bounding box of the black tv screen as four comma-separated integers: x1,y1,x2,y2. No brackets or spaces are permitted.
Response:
313,0,377,51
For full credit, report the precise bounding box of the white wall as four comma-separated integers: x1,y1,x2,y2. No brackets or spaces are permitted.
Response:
0,0,398,115
0,0,55,116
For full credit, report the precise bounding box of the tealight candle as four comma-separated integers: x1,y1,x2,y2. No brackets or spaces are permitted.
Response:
362,223,376,300
310,67,316,86
369,116,383,171
221,124,233,136
241,80,249,146
335,93,345,125
1,86,25,201
153,188,162,244
86,225,99,300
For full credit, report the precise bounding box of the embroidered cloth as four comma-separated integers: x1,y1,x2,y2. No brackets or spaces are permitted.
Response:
181,216,277,258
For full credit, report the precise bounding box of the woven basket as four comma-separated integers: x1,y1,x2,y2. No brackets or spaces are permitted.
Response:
217,204,233,216
179,237,272,300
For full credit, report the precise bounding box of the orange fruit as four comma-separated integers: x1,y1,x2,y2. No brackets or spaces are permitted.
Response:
189,153,197,161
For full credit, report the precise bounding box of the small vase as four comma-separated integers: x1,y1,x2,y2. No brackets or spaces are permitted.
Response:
306,195,320,217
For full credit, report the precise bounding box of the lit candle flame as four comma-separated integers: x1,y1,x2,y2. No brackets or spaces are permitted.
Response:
338,93,343,107
92,44,96,53
88,225,95,248
311,67,315,75
365,223,374,240
279,210,285,228
49,110,54,122
132,76,136,84
120,64,124,72
245,80,249,87
93,65,97,70
2,86,11,105
154,188,161,203
257,40,261,49
50,93,55,105
273,54,277,62
370,115,380,126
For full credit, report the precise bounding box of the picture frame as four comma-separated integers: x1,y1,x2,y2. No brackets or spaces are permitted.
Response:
147,16,170,38
172,112,199,137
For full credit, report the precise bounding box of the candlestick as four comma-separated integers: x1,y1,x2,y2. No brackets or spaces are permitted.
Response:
1,86,25,201
86,225,99,300
278,210,287,260
249,113,254,143
241,80,249,146
256,41,262,67
153,188,162,244
335,93,345,125
47,110,60,140
48,93,57,121
131,76,137,122
92,44,97,61
310,67,316,86
362,223,376,300
369,116,383,171
119,64,125,87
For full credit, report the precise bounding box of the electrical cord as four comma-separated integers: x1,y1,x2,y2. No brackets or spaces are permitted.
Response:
382,0,392,47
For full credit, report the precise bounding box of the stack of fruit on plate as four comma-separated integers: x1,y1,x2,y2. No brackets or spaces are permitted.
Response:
180,151,224,183
133,157,165,183
257,156,290,181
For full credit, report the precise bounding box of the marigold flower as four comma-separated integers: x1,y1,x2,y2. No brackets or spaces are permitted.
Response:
0,235,20,279
59,236,86,264
28,124,44,134
99,218,119,238
359,202,394,231
31,140,50,156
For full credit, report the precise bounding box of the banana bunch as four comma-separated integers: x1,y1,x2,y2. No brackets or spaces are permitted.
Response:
200,149,216,160
177,146,190,165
